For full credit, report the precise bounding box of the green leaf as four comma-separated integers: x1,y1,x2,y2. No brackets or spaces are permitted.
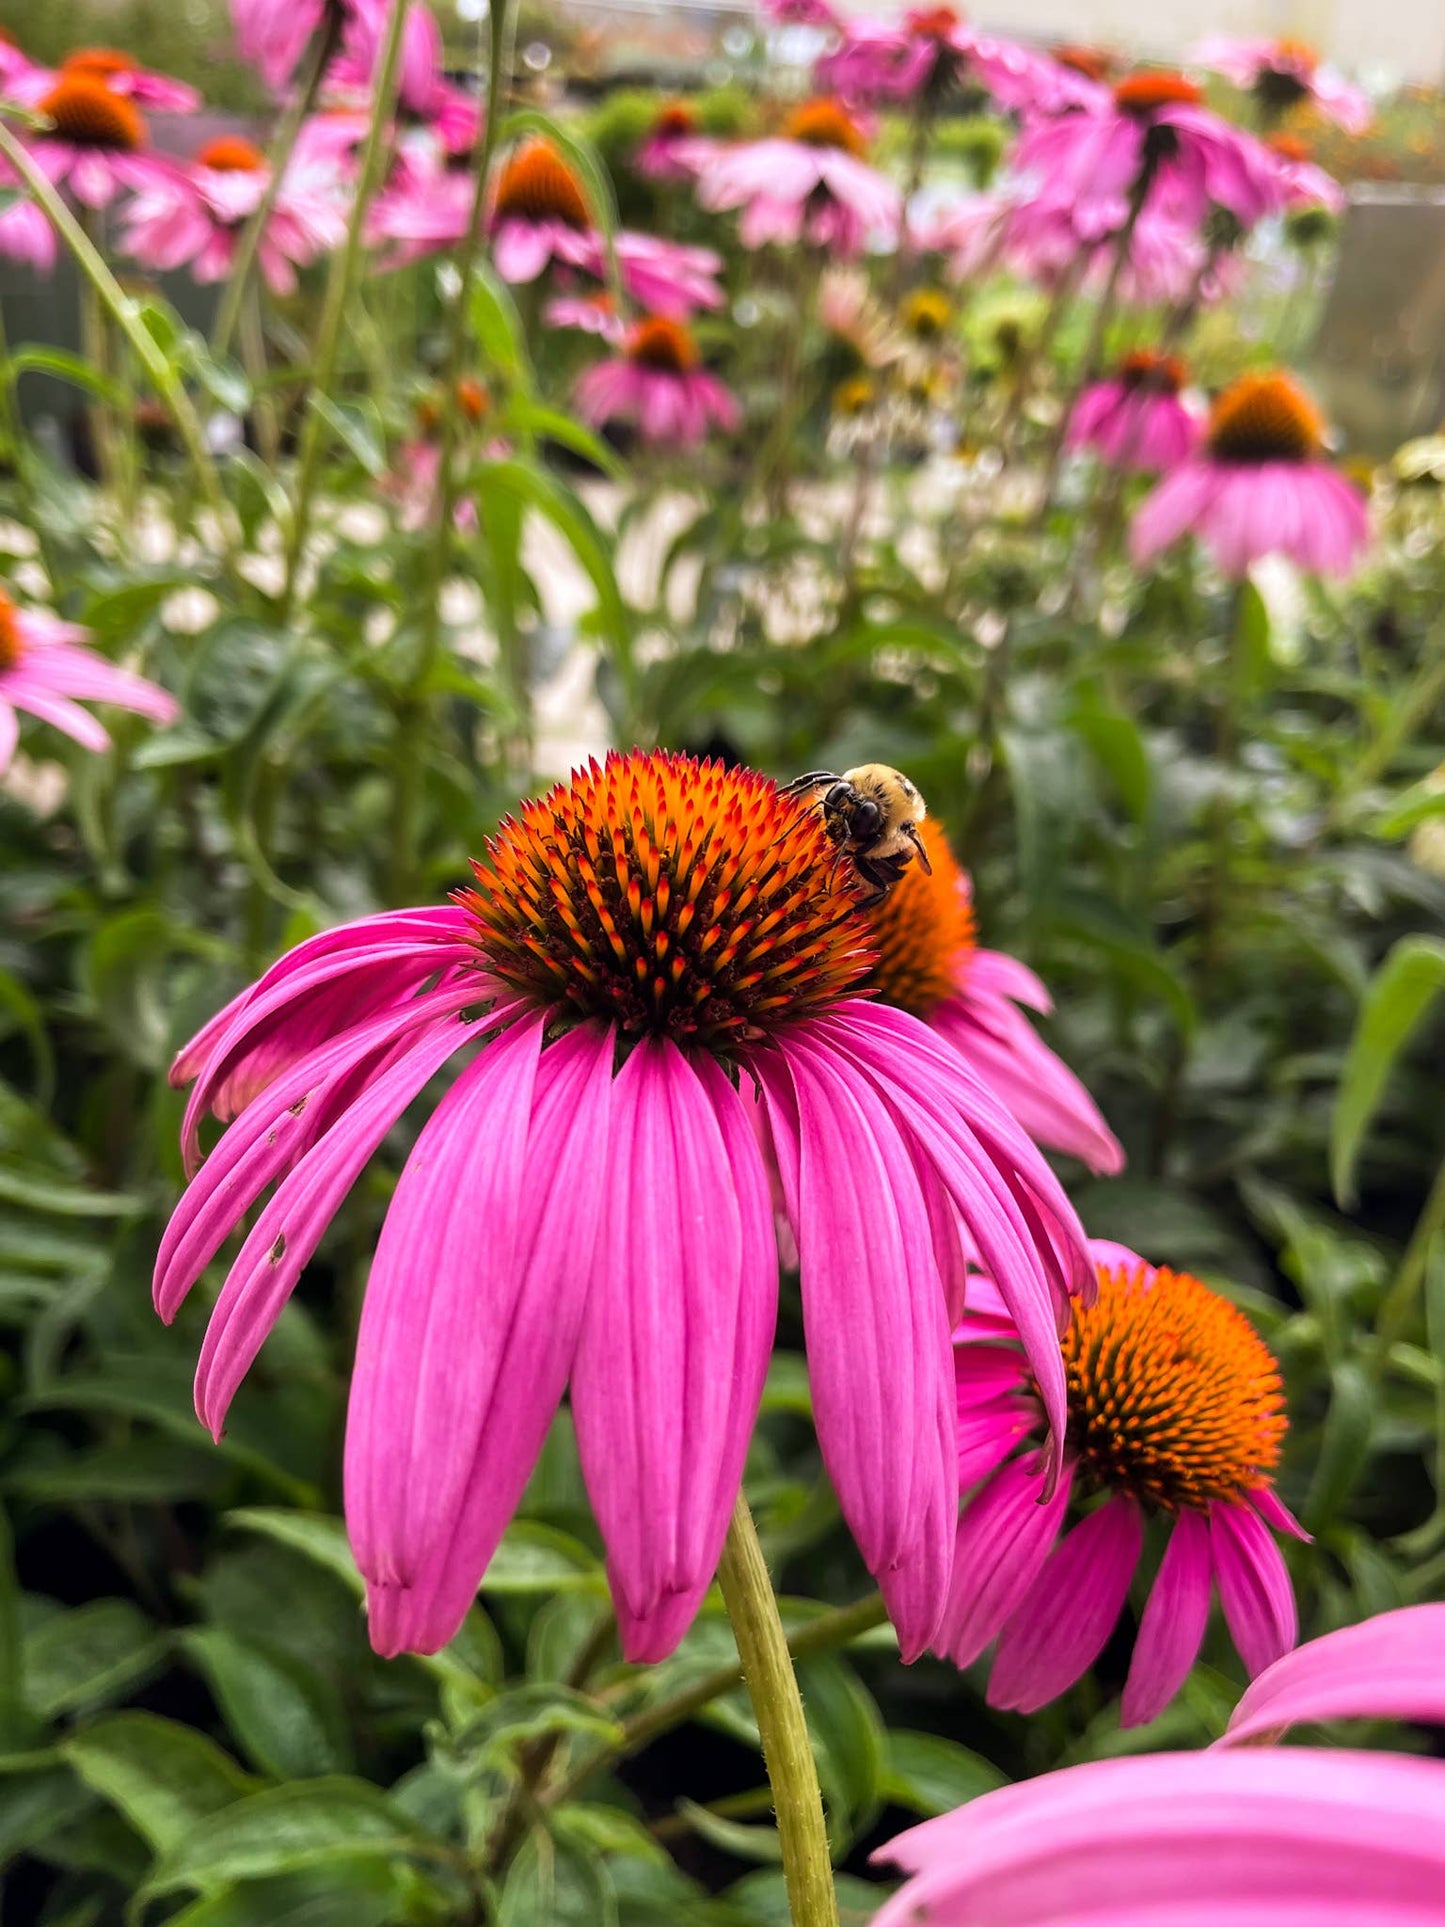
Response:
22,1599,167,1719
760,1353,811,1417
1331,935,1445,1206
499,1830,618,1927
0,1167,139,1218
63,1713,257,1852
728,1868,884,1926
505,399,624,480
7,1436,226,1504
470,265,534,391
477,457,634,673
9,346,128,408
0,1764,97,1864
180,1628,354,1781
881,1731,1006,1816
480,1521,607,1594
225,1511,361,1593
798,1656,885,1846
0,1508,31,1750
161,1859,410,1927
1303,1359,1376,1532
672,1799,782,1864
307,395,385,478
144,1778,428,1897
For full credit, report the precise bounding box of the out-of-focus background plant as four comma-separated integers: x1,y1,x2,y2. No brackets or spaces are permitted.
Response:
0,0,1443,1919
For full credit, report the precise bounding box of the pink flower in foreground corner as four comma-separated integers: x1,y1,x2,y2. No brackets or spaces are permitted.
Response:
1068,350,1203,473
0,587,177,775
696,97,901,257
863,822,1122,1176
874,1603,1445,1925
575,318,740,449
157,752,1094,1664
1193,35,1372,135
938,1239,1302,1725
1131,369,1370,579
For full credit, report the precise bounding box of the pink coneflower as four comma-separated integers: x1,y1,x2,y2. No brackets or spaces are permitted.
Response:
1131,370,1370,578
157,750,1094,1663
11,47,200,114
26,72,176,209
581,230,725,322
333,0,478,154
760,0,841,25
574,317,740,448
1014,71,1283,240
864,823,1122,1175
1193,35,1371,134
488,135,596,281
1068,350,1203,472
817,7,1090,117
229,0,376,95
1267,132,1345,214
0,588,177,774
121,133,346,293
1222,1602,1445,1745
0,161,57,271
937,1239,1301,1725
635,101,711,183
872,1750,1445,1925
0,27,35,90
696,98,900,256
545,288,626,343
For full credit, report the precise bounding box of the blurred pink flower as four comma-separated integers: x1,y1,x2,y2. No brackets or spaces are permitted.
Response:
1267,133,1346,213
1193,35,1371,134
585,231,725,320
333,0,479,153
544,289,626,343
0,164,57,272
873,1749,1445,1925
697,97,899,255
634,102,714,183
1131,370,1369,578
25,72,178,209
157,751,1093,1663
488,134,596,280
938,1241,1302,1725
121,133,346,292
11,47,200,114
575,317,739,447
230,0,329,92
864,822,1122,1176
0,590,177,774
817,8,1092,116
1068,351,1203,471
1014,72,1284,239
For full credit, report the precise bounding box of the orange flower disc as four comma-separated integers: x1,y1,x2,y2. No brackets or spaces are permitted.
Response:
1113,71,1204,116
40,73,147,151
196,135,267,173
1208,370,1324,464
627,316,699,374
61,47,139,80
862,819,974,1018
463,750,875,1048
493,138,591,229
0,590,24,673
1118,348,1186,393
783,97,868,157
1064,1259,1288,1511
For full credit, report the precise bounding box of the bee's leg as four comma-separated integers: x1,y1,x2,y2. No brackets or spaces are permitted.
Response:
854,853,904,901
779,771,840,796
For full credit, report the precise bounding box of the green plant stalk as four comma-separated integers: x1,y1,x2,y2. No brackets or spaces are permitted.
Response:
77,207,120,503
1329,645,1445,828
280,0,409,616
1031,176,1149,526
211,14,339,363
389,0,513,902
1375,1157,1445,1353
0,121,234,563
716,1495,840,1927
1197,579,1251,974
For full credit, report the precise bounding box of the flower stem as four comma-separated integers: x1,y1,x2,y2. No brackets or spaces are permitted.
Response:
0,119,235,568
211,15,339,363
1375,1153,1445,1354
280,0,408,617
717,1494,840,1927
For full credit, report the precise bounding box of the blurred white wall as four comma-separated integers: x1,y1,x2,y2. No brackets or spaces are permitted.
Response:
962,0,1445,84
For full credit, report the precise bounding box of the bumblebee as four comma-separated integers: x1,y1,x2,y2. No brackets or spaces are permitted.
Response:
782,763,932,902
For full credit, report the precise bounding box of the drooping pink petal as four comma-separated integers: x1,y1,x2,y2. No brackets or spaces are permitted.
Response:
934,1456,1070,1669
757,1031,956,1658
871,1749,1445,1925
1221,1603,1445,1747
3,683,113,754
1212,1499,1297,1676
193,1005,484,1437
343,1016,545,1589
358,1023,618,1657
988,1494,1143,1713
1119,1508,1213,1727
571,1038,779,1662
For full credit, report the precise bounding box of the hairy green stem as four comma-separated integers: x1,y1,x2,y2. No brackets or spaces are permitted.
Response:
211,15,339,362
716,1495,839,1927
280,0,408,616
0,121,235,565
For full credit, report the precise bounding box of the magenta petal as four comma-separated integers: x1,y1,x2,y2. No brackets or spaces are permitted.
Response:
988,1493,1143,1713
355,1024,618,1656
935,1456,1070,1669
1222,1602,1445,1747
871,1750,1445,1926
759,1033,957,1659
1212,1500,1298,1677
571,1038,778,1663
1119,1509,1212,1727
192,1010,477,1436
343,1017,544,1590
